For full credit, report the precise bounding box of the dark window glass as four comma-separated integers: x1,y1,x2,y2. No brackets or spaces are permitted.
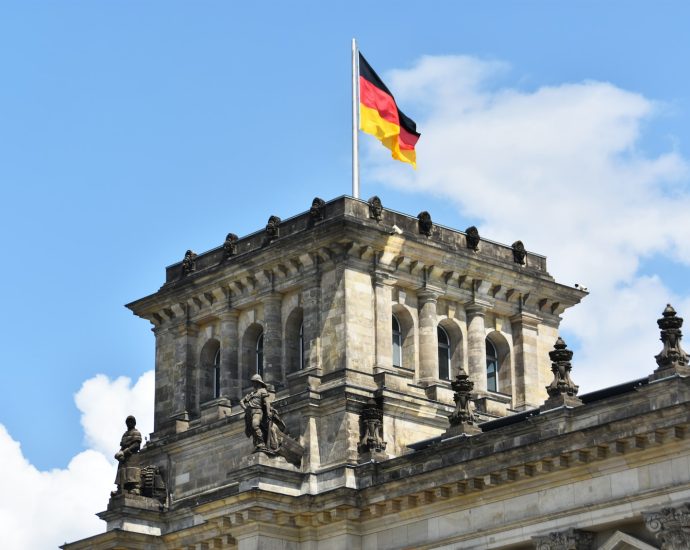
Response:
213,348,221,399
486,339,498,392
438,326,450,380
256,332,264,377
299,322,304,369
392,315,402,368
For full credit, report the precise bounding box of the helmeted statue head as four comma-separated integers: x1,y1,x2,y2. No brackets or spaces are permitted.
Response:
250,374,267,387
125,415,137,429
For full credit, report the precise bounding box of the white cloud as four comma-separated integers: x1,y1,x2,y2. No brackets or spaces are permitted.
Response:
368,55,690,391
0,370,154,549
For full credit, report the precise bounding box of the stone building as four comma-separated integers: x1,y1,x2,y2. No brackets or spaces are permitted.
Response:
63,196,690,549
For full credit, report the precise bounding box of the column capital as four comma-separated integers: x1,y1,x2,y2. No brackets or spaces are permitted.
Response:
510,311,542,328
417,287,442,304
465,299,493,316
372,270,396,287
644,502,690,549
220,308,240,321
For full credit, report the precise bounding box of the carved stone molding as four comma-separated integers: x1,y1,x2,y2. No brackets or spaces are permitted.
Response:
532,528,594,550
644,503,690,549
358,397,387,456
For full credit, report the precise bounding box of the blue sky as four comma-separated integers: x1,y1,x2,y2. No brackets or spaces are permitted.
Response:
1,2,690,546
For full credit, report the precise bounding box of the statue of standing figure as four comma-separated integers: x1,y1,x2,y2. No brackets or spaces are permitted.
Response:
240,374,286,453
111,415,142,496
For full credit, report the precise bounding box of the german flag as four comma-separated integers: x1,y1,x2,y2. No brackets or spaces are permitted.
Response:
359,53,420,168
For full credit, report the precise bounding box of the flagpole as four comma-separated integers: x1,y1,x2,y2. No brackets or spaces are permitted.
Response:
351,38,360,199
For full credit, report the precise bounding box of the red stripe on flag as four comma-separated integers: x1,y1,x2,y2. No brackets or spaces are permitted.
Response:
398,125,420,150
359,76,400,127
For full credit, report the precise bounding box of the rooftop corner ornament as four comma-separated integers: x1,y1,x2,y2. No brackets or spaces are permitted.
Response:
542,337,582,409
652,304,690,380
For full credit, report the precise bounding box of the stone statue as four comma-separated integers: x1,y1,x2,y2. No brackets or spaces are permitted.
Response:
264,215,281,245
368,196,383,221
417,211,433,236
240,374,304,466
112,415,142,496
309,197,326,223
181,249,197,276
465,226,480,250
358,398,386,454
512,240,526,265
223,233,238,259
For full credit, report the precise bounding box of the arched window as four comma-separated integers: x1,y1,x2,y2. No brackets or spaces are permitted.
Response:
256,332,264,377
213,348,221,399
438,326,450,380
486,339,499,392
392,315,403,368
299,322,304,369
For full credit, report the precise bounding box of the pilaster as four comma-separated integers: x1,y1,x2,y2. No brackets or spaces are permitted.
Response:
373,272,395,373
220,309,240,403
511,311,542,410
263,293,283,389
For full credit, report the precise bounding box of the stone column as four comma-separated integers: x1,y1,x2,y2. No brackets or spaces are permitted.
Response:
302,275,322,371
418,289,439,383
510,312,541,410
374,273,394,372
219,310,239,403
263,293,283,389
466,303,489,392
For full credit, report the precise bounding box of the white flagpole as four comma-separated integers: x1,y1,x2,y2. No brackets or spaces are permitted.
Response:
351,38,360,199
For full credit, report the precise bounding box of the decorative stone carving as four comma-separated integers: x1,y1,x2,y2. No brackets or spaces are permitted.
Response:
140,465,167,503
264,215,281,245
358,398,387,455
417,211,433,236
543,337,582,409
512,240,526,265
309,197,326,223
465,226,480,250
368,195,383,221
111,416,142,496
653,304,690,379
643,503,690,549
445,367,480,436
532,528,595,550
240,375,304,466
181,249,197,276
223,232,238,259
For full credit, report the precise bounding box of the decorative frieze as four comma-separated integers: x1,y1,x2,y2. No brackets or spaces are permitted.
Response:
644,503,690,549
532,528,594,550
